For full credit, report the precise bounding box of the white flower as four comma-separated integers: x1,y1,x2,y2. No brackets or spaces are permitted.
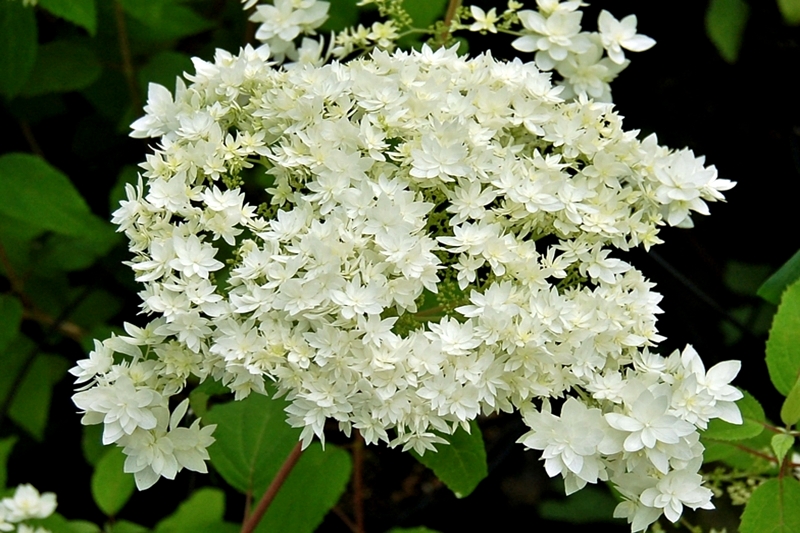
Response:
1,484,57,522
597,10,655,65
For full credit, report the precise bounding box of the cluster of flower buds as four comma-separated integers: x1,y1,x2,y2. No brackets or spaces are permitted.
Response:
71,1,739,530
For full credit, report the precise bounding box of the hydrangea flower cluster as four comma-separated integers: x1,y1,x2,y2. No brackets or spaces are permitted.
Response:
70,0,738,530
0,484,57,533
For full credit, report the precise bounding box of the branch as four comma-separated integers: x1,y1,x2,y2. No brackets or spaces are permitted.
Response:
439,0,462,44
114,0,140,110
241,441,304,533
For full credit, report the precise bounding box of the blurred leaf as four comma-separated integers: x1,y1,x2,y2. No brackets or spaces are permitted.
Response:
119,0,214,41
778,0,800,24
8,353,70,441
154,488,237,533
82,70,130,123
21,40,102,97
68,289,122,330
137,51,192,96
413,421,487,498
82,424,106,467
0,335,35,408
108,521,151,533
702,390,765,441
34,230,120,276
253,443,351,533
766,279,800,396
705,0,749,63
539,485,620,524
29,513,101,533
92,447,135,517
0,1,37,98
740,477,800,533
403,0,447,29
0,295,23,354
320,0,359,32
0,437,17,488
724,261,773,296
0,153,111,238
204,392,301,495
38,0,97,35
759,249,800,304
772,433,794,465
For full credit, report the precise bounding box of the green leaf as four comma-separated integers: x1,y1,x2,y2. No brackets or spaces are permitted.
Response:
82,424,106,467
108,521,151,533
0,153,111,238
778,0,800,24
412,421,487,498
92,447,135,517
703,428,775,470
539,485,620,524
8,353,70,441
403,0,447,30
320,0,359,32
28,513,101,533
119,0,214,41
782,377,800,425
0,437,17,489
253,443,351,533
740,477,800,533
724,261,774,296
772,433,795,465
154,488,236,533
702,390,765,441
759,249,800,304
38,0,97,35
705,0,749,63
0,1,37,98
33,230,120,275
204,392,302,495
767,279,800,396
0,335,35,409
0,295,23,354
20,40,102,97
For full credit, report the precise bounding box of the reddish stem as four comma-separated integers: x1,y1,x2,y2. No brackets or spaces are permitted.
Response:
241,441,304,533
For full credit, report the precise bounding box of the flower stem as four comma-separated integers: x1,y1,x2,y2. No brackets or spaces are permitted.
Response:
440,0,462,43
241,441,304,533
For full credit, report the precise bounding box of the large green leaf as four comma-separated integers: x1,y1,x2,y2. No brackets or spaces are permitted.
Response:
0,1,37,98
701,390,765,441
766,279,800,396
92,447,135,517
0,295,22,354
412,421,487,498
8,353,70,441
204,392,302,495
0,437,17,489
38,0,97,35
759,249,800,305
740,477,800,533
20,40,102,97
253,442,351,533
108,521,150,533
0,153,111,238
154,488,238,533
705,0,749,63
778,0,800,24
119,0,213,41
